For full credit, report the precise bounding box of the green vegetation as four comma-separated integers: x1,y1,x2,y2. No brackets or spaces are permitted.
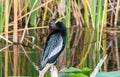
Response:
0,0,120,77
44,67,91,77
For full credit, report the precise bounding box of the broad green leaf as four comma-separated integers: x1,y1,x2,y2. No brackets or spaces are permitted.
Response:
59,73,88,77
0,0,5,33
30,0,37,27
60,67,81,73
45,74,51,77
68,73,88,77
81,67,91,73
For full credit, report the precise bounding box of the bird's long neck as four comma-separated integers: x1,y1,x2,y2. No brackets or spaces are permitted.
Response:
56,22,67,36
56,22,67,45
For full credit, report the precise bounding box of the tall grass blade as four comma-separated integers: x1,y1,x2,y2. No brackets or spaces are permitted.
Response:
100,0,108,71
66,0,71,58
85,0,94,28
13,0,18,75
30,0,37,27
114,0,120,70
5,0,9,76
84,0,89,28
79,31,94,67
0,52,3,77
91,0,96,27
0,0,5,33
96,0,103,54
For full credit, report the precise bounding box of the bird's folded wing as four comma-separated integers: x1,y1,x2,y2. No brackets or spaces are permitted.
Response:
41,33,63,66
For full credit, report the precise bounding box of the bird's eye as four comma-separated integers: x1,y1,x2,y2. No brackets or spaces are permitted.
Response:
49,21,58,30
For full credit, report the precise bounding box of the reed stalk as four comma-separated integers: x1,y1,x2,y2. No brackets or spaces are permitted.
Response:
0,0,120,76
102,0,108,71
114,0,120,70
0,2,5,75
13,0,18,75
79,31,94,67
66,0,71,59
5,0,9,77
30,0,37,27
84,0,89,27
0,0,5,33
42,0,48,42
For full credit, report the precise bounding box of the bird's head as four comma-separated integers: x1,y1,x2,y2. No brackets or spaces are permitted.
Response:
49,19,59,30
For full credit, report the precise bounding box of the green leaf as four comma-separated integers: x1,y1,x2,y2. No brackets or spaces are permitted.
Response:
45,74,51,77
30,0,37,27
81,67,91,73
59,67,81,73
68,73,88,77
0,0,5,33
59,73,88,77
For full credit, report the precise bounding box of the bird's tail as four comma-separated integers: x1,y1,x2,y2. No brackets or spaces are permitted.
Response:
39,65,44,71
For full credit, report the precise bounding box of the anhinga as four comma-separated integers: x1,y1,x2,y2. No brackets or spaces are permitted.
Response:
40,19,67,72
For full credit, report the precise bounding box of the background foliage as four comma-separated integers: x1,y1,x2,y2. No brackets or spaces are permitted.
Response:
0,0,120,77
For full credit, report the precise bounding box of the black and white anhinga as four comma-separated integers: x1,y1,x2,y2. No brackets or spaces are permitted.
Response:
39,19,67,77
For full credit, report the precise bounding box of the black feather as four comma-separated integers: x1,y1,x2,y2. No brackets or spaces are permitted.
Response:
40,19,67,70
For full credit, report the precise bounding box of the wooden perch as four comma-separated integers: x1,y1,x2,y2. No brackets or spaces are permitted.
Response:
50,66,58,77
38,63,55,77
39,63,58,77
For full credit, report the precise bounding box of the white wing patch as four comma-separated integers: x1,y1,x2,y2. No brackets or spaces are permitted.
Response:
48,36,63,59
